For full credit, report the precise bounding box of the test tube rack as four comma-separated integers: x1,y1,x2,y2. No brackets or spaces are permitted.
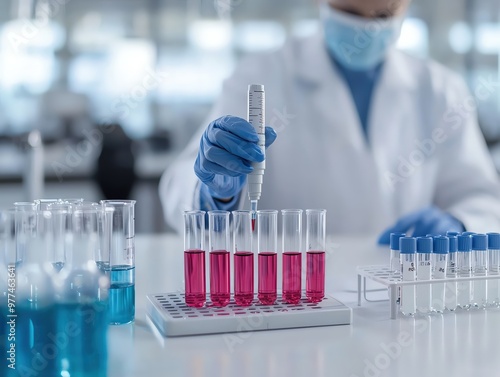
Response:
357,265,500,319
146,292,352,337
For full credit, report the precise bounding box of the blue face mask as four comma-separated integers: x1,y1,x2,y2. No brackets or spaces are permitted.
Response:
320,3,404,70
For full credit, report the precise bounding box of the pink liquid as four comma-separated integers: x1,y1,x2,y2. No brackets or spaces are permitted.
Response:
184,249,206,307
306,251,325,303
283,252,302,304
258,252,277,305
210,250,230,307
234,252,254,306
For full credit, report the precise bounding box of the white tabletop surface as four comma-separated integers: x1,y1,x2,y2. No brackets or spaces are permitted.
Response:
108,234,500,377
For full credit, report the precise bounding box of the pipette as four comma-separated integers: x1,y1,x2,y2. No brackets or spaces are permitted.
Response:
247,84,265,231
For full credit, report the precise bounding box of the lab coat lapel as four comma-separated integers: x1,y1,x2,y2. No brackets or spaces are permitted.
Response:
295,32,368,154
369,50,419,216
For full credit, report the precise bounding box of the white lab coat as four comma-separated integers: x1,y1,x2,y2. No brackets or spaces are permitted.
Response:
160,32,500,235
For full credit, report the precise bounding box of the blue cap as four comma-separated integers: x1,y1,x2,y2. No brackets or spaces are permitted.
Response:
448,235,457,253
462,232,476,236
416,237,432,253
472,234,487,250
400,237,416,254
457,235,472,252
487,233,500,250
446,231,460,237
433,236,449,254
426,234,439,238
390,232,405,250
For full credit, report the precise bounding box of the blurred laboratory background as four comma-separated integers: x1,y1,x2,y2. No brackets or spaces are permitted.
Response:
0,0,499,233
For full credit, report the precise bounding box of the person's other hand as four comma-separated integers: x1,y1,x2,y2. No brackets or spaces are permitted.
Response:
378,206,464,245
194,115,277,199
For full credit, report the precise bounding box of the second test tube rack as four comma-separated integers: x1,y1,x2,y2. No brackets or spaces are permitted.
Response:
356,265,500,319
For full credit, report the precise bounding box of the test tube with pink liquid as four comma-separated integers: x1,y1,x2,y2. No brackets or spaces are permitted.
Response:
208,211,231,307
257,210,278,305
282,209,303,304
306,209,326,303
232,210,254,306
183,210,206,308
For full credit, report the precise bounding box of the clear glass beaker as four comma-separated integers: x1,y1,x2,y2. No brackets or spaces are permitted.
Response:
101,200,136,324
305,209,326,303
282,209,303,304
233,210,254,306
184,210,206,307
257,210,278,305
57,205,109,376
16,209,58,375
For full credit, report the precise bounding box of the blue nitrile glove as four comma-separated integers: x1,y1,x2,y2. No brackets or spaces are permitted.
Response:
194,115,277,200
378,206,464,245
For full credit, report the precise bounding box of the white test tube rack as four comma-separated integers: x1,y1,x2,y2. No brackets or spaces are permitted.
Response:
356,265,500,319
146,292,352,337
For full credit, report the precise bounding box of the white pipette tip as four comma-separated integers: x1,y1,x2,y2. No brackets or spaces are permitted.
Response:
251,200,257,231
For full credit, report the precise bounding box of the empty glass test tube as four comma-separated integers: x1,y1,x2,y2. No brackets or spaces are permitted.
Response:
183,210,206,308
208,210,230,307
432,236,448,313
472,234,488,308
233,210,254,306
282,209,303,304
306,209,326,303
101,200,136,324
400,237,416,316
257,210,278,305
457,234,472,309
416,237,432,314
445,235,458,311
390,233,405,275
487,233,500,307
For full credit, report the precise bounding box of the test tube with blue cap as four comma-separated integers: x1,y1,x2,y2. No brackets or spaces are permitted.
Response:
471,234,488,308
487,233,500,307
400,237,416,316
457,234,472,309
445,235,458,311
416,237,432,314
432,236,448,313
389,232,405,275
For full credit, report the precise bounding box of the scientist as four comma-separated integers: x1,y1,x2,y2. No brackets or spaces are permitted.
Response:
160,0,500,241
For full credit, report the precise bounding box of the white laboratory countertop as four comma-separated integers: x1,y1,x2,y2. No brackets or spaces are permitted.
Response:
108,234,500,377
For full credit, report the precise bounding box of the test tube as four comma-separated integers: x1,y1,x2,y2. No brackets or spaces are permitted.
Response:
183,210,206,308
416,237,432,314
400,237,416,316
487,233,500,307
306,209,326,303
390,233,405,275
48,204,71,273
457,234,472,309
208,210,231,307
233,210,254,306
282,209,303,304
445,235,458,311
14,202,36,265
101,200,136,324
432,236,448,313
257,210,278,305
471,234,488,309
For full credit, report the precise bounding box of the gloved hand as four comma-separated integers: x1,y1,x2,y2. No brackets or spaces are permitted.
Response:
194,115,277,199
378,206,464,245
